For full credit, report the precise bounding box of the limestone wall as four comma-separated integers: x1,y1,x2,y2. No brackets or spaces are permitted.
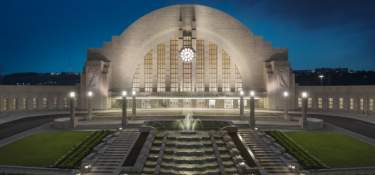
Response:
0,85,77,112
296,85,375,115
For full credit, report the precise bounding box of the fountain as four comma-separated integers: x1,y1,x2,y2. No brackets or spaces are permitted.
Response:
177,113,200,131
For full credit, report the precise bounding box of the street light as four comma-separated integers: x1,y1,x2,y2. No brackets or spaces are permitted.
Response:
69,91,76,98
240,91,244,118
319,74,324,85
249,90,255,129
132,90,136,118
302,91,308,98
250,90,255,97
301,91,308,128
283,91,289,97
87,91,93,97
122,91,127,97
122,90,128,128
69,91,77,128
283,91,290,120
87,91,93,120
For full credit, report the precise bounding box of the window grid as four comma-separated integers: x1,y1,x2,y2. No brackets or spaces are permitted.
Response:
208,42,217,92
195,40,204,92
144,51,153,92
235,66,243,92
157,44,166,92
222,50,231,92
170,40,179,92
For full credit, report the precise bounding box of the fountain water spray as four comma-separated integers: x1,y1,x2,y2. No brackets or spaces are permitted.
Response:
178,113,200,131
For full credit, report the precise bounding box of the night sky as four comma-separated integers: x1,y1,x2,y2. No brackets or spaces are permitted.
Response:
1,0,375,74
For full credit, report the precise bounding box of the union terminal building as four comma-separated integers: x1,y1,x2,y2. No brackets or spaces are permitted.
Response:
1,4,374,115
80,4,296,111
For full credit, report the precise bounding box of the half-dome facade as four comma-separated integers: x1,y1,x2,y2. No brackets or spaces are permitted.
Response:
80,4,295,110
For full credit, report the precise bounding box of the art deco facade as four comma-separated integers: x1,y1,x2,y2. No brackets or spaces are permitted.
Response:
0,4,374,116
80,4,295,110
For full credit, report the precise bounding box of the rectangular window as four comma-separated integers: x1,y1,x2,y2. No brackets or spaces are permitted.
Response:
21,98,27,110
360,98,364,111
308,98,312,108
328,97,333,109
350,98,354,110
339,98,344,109
63,98,68,109
53,97,58,109
32,97,37,109
298,98,302,108
318,97,323,109
42,97,48,109
369,98,374,112
10,98,16,111
3,98,8,111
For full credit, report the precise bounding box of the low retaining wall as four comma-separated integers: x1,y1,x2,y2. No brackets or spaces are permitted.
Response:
0,165,78,175
308,167,375,175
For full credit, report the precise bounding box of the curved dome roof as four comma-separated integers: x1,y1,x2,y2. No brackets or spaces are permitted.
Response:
88,4,287,91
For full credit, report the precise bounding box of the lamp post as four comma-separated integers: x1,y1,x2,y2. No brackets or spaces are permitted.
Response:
122,91,128,128
87,91,93,120
301,91,308,128
69,91,77,128
240,91,244,118
249,90,255,129
283,91,290,120
132,90,136,118
319,74,324,86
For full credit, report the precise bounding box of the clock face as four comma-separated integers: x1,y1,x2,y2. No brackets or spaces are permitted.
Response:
180,47,195,62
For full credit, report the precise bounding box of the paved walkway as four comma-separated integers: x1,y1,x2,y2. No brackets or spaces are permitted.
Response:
0,123,50,147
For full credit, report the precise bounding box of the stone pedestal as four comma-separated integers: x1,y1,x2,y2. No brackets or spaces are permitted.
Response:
122,96,128,128
249,97,255,129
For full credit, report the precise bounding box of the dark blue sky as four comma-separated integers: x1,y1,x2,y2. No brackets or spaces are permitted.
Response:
1,0,375,74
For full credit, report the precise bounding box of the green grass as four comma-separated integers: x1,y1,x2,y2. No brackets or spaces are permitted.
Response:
0,131,91,167
54,130,111,168
284,131,375,168
267,131,325,169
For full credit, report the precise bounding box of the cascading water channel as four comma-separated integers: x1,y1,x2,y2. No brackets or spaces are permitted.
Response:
141,114,258,175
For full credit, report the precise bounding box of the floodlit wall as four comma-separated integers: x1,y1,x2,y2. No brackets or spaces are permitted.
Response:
296,85,375,115
0,85,77,112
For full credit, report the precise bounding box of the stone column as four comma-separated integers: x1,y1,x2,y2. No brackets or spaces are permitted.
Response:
87,97,92,120
132,94,136,118
70,97,77,128
300,97,308,129
249,96,255,129
122,95,128,128
284,97,290,121
240,95,244,118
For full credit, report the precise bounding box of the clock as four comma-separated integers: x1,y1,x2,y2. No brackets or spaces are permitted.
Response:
180,47,195,62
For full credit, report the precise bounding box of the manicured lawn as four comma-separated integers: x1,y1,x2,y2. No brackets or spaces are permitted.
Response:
285,131,375,168
0,131,92,167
